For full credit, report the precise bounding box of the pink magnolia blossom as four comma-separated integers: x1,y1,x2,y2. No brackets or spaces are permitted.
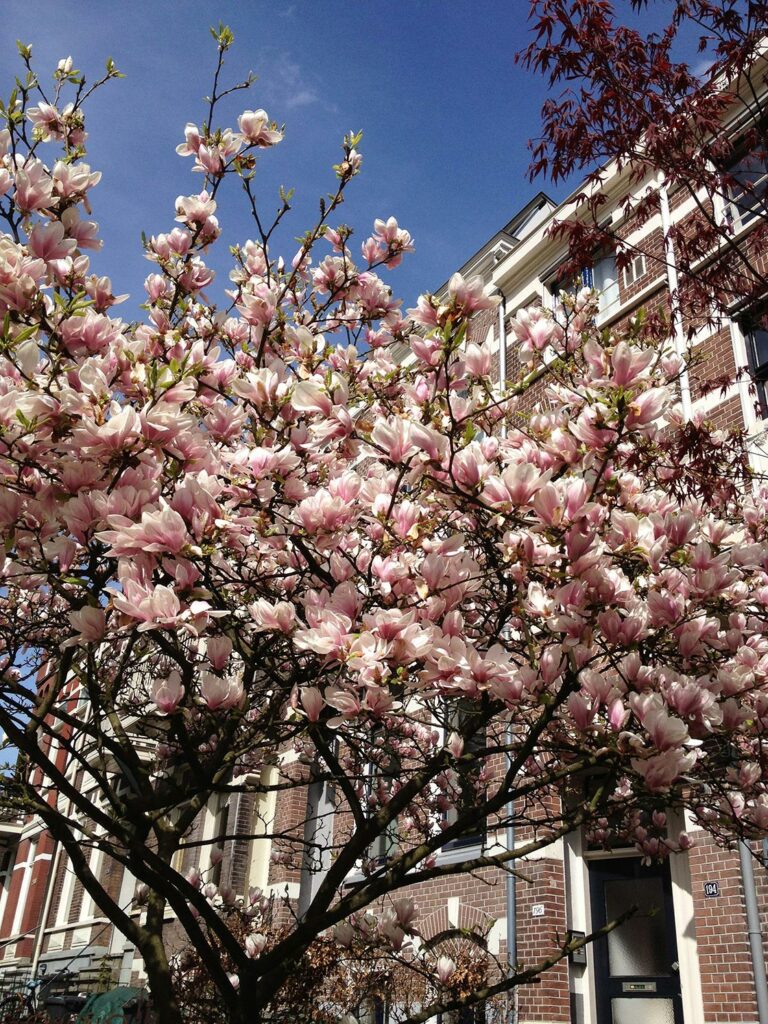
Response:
112,583,181,631
436,956,457,985
28,221,77,262
200,671,243,711
334,921,354,947
62,607,106,647
153,671,185,715
625,387,669,429
245,933,267,959
175,190,217,225
447,273,500,315
205,637,232,671
98,506,190,557
13,157,54,212
611,341,655,386
249,600,296,633
299,686,324,722
238,110,283,147
632,749,697,791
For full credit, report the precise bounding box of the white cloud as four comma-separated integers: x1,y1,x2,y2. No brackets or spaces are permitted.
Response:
285,88,318,110
258,52,322,113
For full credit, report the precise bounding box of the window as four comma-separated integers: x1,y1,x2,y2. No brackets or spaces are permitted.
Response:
358,996,388,1024
548,257,620,324
547,267,593,309
363,747,400,867
299,774,335,914
724,144,768,230
210,797,230,886
441,698,487,852
740,311,768,417
622,253,646,289
592,253,620,323
0,845,14,927
437,1007,486,1024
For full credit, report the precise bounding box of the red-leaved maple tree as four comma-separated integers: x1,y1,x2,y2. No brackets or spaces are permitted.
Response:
520,0,768,330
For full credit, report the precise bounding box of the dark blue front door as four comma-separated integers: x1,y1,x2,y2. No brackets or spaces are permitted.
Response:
589,857,683,1024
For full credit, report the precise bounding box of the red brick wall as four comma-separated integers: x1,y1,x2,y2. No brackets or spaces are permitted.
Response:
515,858,570,1023
688,834,762,1023
15,831,54,959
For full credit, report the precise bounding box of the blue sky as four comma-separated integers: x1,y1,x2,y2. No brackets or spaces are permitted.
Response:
0,1,679,314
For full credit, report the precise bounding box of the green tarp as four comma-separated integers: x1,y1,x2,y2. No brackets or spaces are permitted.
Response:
76,987,150,1023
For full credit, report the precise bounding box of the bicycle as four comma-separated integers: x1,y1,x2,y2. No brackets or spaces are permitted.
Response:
0,969,87,1023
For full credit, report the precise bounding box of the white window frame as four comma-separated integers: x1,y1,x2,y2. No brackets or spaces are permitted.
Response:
724,146,768,232
622,253,647,289
593,253,621,324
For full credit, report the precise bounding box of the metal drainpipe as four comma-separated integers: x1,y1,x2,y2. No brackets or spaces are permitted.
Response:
505,738,517,1023
658,177,693,422
497,289,518,1020
498,290,507,405
739,840,768,1024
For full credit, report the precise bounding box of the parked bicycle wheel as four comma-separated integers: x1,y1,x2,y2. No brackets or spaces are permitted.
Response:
0,991,27,1021
0,991,48,1023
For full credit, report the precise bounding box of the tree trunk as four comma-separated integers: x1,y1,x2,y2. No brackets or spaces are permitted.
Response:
139,931,185,1024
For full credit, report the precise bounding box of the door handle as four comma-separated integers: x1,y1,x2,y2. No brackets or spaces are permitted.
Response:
671,961,679,973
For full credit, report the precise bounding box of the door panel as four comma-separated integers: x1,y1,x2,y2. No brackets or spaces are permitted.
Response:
589,858,683,1024
610,998,677,1023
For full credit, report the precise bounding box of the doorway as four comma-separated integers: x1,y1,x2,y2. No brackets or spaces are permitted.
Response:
588,857,683,1024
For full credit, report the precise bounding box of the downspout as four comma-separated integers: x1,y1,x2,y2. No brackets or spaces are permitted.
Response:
739,840,768,1024
658,176,693,421
497,289,517,1020
505,742,517,1024
498,289,507,398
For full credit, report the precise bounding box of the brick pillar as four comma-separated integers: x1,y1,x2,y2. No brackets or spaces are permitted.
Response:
15,831,55,960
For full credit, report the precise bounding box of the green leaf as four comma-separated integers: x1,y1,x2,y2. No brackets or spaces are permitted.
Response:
13,325,38,345
210,22,234,50
61,576,91,588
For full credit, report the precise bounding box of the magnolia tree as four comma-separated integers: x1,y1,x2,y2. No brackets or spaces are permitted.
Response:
2,27,768,1024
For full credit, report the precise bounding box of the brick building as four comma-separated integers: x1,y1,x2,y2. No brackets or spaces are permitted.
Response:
341,68,768,1023
263,111,768,1019
2,56,768,1024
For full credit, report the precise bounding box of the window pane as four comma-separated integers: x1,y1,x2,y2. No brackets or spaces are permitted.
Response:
728,149,768,224
604,877,668,976
731,149,768,190
750,325,768,373
594,255,620,318
442,698,486,847
611,998,675,1024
